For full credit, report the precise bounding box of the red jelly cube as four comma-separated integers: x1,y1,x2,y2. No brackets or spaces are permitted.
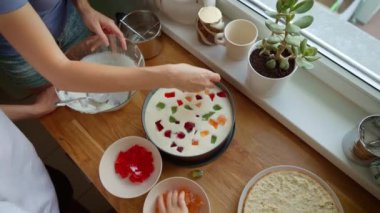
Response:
209,93,215,101
177,132,185,139
164,92,175,98
184,122,195,133
177,146,184,153
177,100,183,106
155,120,164,132
164,130,172,138
195,95,202,100
170,142,177,147
217,91,227,98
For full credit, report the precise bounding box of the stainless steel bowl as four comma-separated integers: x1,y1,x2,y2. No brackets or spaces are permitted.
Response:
56,35,145,114
141,83,236,166
117,10,162,59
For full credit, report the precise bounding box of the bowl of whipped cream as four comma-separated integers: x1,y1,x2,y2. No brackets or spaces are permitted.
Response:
56,35,145,114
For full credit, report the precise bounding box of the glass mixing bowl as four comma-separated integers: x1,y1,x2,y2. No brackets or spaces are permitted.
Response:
56,35,145,114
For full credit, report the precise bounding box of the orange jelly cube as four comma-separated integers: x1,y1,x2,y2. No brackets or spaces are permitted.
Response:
185,96,193,102
208,119,219,129
200,130,209,137
217,115,227,125
192,139,199,146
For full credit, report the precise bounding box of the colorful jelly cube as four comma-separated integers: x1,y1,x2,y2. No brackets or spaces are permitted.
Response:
177,132,185,139
171,106,178,114
208,119,219,129
217,115,227,125
217,91,227,98
200,130,209,137
213,104,222,111
209,93,215,101
184,122,195,133
155,120,164,132
211,135,217,144
184,105,193,110
164,92,175,98
156,102,165,110
177,146,184,153
202,111,215,121
164,130,172,138
192,139,199,146
185,96,193,102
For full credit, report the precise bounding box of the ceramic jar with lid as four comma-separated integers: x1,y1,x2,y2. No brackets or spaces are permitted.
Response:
196,6,225,46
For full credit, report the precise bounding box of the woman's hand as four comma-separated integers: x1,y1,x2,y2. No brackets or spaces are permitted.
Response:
75,1,126,50
166,64,221,92
32,86,59,117
157,190,189,213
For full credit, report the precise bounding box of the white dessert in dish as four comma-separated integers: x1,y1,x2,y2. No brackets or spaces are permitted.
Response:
144,87,233,156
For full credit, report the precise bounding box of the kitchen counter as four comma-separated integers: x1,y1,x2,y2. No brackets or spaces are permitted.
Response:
40,34,380,212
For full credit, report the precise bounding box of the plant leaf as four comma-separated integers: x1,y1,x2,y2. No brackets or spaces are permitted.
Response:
279,58,290,70
293,15,313,28
265,20,285,34
287,23,301,34
300,39,307,54
305,55,320,62
276,0,284,12
304,47,317,56
266,59,276,69
267,34,284,44
265,10,278,18
285,35,303,46
283,0,297,10
292,0,314,13
292,46,299,56
296,57,314,69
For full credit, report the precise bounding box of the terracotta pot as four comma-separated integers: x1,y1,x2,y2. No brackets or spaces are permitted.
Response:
247,40,298,98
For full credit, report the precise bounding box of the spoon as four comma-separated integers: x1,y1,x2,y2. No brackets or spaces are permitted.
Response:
55,97,108,107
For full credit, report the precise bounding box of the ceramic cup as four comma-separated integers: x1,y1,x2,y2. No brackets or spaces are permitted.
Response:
196,6,225,46
215,19,258,61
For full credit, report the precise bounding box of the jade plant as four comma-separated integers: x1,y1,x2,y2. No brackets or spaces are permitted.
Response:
259,0,319,71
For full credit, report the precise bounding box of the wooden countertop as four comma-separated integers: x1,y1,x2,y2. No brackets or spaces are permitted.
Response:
40,34,380,212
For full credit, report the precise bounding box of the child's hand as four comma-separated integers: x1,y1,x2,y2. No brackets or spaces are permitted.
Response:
168,64,221,92
157,190,189,213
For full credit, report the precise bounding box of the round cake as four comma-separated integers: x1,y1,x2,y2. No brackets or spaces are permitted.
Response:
243,170,340,213
143,87,233,157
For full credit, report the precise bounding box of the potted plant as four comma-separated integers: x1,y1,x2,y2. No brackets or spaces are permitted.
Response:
248,0,319,97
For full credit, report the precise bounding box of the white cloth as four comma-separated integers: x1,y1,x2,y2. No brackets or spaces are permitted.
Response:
0,111,59,213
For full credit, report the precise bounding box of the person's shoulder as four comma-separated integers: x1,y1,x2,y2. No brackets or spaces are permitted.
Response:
0,0,28,15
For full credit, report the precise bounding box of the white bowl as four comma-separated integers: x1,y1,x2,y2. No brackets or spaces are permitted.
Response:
143,177,211,213
99,136,162,198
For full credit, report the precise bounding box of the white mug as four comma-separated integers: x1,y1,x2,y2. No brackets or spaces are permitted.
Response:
215,19,258,60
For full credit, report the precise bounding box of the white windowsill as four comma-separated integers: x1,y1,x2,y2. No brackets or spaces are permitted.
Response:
154,11,380,200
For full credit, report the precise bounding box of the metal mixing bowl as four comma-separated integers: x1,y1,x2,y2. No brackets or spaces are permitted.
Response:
117,10,162,59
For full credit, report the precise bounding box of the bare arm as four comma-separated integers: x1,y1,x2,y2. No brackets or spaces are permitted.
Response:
0,4,220,93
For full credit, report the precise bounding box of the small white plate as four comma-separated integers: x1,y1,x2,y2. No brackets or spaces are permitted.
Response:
143,177,211,213
99,136,162,198
237,165,344,213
